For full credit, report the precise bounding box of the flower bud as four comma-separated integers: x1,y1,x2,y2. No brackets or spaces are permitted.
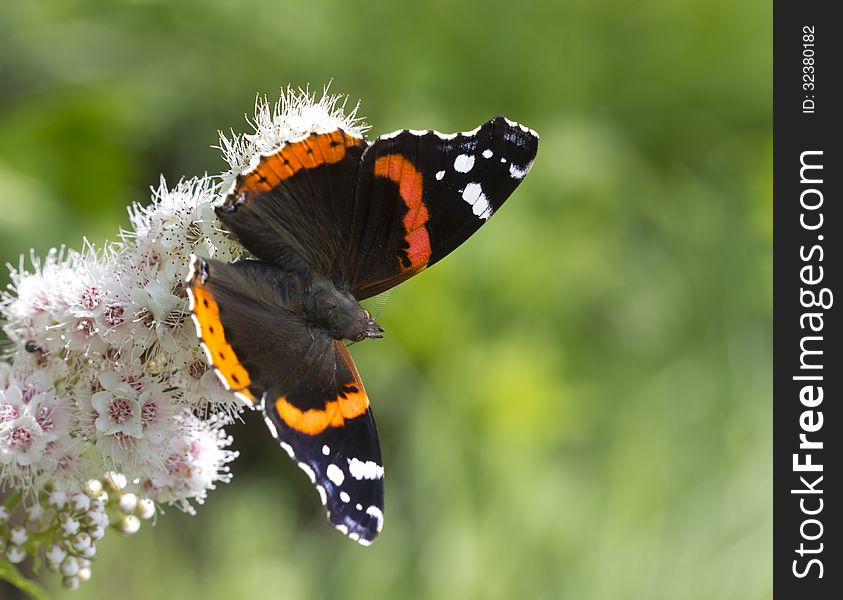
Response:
85,508,106,527
118,492,138,514
26,503,45,522
81,544,98,558
61,515,81,536
104,471,127,490
7,545,27,564
78,567,92,582
72,493,92,513
61,555,80,577
46,543,68,565
48,490,69,509
89,525,106,541
138,498,156,520
73,532,92,552
84,479,104,498
63,575,81,590
119,514,141,534
10,526,28,546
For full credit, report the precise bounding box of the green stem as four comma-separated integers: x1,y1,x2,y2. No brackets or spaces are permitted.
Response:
0,558,50,600
3,490,22,512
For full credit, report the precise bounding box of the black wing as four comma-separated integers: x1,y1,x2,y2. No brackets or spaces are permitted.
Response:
347,116,539,299
186,256,384,544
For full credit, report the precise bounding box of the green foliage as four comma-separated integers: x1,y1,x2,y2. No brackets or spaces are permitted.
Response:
0,0,770,598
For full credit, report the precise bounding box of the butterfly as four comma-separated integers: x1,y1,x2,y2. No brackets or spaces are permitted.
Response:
186,115,538,545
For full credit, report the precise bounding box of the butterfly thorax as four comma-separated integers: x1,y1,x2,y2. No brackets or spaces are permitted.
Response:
302,275,384,343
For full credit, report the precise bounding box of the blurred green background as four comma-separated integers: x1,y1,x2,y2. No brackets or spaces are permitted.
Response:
0,0,770,598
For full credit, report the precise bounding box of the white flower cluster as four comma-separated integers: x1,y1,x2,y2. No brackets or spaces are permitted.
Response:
1,473,155,590
1,176,242,504
0,84,363,589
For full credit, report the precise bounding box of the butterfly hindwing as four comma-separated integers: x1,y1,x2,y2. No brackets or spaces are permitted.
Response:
186,255,384,543
347,116,539,299
264,340,384,544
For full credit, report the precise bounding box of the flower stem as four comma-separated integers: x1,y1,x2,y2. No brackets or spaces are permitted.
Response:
3,490,22,512
0,558,50,600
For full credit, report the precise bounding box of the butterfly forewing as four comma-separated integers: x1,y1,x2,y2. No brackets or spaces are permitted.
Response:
348,116,538,299
215,130,368,276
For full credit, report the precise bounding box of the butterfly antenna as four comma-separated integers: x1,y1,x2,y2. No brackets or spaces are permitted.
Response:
371,290,392,321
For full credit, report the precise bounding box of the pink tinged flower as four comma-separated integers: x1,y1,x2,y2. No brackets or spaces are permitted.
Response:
0,415,48,466
0,403,19,423
103,303,125,326
91,390,142,438
80,286,102,310
0,384,24,416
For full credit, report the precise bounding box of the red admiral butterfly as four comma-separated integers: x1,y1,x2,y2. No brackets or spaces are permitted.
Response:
186,115,538,545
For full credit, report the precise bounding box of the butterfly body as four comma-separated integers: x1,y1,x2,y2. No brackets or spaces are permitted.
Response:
187,113,538,544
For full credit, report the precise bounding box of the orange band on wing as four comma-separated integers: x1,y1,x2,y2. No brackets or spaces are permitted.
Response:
189,283,256,403
373,154,431,271
275,385,369,435
238,130,362,195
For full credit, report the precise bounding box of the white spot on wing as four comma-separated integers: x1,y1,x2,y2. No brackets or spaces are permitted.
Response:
190,314,203,340
335,524,349,535
356,503,363,511
433,130,458,140
482,149,493,159
298,462,316,483
213,368,230,389
462,182,483,204
462,183,493,220
326,464,345,486
435,170,445,180
280,442,295,458
454,154,475,173
472,194,492,219
366,506,384,533
263,415,278,438
347,458,384,480
340,491,351,503
509,163,529,179
322,445,330,456
316,485,327,505
409,129,428,136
